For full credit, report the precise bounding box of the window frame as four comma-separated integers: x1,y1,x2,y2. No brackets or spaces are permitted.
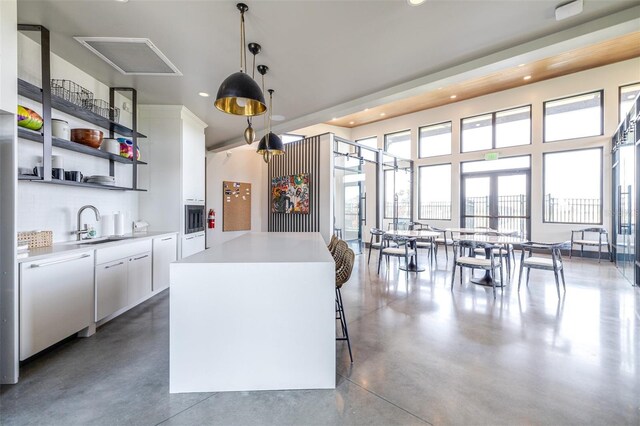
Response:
418,163,452,221
542,90,604,143
460,104,532,153
383,167,412,220
384,129,412,159
418,121,452,159
619,82,640,123
355,136,378,149
542,146,604,225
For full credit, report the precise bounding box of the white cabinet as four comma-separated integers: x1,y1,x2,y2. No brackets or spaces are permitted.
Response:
19,252,94,360
182,115,206,204
182,232,205,258
153,235,177,291
128,252,152,304
96,259,128,322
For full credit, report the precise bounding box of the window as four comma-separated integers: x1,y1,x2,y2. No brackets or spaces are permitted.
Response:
543,148,602,224
620,83,640,122
419,122,451,158
356,136,378,149
544,90,603,142
280,133,304,144
384,168,412,219
461,105,531,152
384,130,411,159
461,155,530,173
419,164,451,220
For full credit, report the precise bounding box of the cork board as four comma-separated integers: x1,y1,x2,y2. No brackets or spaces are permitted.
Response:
223,181,251,232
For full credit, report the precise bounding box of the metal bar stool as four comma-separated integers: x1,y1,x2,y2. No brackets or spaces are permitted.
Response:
335,244,355,363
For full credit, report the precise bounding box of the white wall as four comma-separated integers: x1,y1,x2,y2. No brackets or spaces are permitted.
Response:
16,33,139,242
293,123,352,141
206,144,266,246
350,58,640,243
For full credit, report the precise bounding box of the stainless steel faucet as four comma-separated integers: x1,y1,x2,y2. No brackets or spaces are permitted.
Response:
76,205,101,241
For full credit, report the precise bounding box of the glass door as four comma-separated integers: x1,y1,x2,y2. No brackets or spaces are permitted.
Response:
462,171,530,238
613,144,635,281
334,152,364,253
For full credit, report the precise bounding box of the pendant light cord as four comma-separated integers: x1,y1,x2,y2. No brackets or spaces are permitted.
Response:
240,10,246,72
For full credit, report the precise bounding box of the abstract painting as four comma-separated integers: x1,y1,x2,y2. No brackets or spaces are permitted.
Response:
272,174,310,214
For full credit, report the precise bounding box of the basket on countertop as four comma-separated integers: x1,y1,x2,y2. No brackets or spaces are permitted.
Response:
50,79,93,108
18,230,53,249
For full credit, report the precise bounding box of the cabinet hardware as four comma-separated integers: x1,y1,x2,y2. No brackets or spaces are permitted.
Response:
30,253,90,268
133,254,149,261
104,261,125,269
186,236,195,240
161,237,173,241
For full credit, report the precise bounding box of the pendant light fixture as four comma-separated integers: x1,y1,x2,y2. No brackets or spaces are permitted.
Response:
243,42,261,144
256,89,285,163
214,3,267,117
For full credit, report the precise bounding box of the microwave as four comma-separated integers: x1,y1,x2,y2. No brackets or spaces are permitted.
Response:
185,205,205,234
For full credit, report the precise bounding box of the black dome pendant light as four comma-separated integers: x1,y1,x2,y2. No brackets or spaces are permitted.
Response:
243,42,261,144
256,89,285,163
214,3,267,117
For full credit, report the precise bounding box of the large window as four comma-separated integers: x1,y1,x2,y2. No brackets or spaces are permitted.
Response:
356,136,378,149
419,164,451,220
620,83,640,122
384,130,411,159
461,105,531,152
543,148,602,224
419,122,451,158
384,169,412,219
544,90,603,142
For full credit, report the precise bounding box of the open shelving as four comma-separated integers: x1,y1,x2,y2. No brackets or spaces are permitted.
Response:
18,174,146,192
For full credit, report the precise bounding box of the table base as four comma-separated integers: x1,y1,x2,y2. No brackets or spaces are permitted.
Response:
399,264,426,272
470,275,504,287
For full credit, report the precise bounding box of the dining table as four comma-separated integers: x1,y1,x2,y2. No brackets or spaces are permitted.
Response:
385,230,441,272
453,233,527,287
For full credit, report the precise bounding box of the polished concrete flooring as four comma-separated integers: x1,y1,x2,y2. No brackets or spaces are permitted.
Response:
1,249,639,425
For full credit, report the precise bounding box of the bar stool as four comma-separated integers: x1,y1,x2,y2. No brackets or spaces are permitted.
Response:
335,245,355,363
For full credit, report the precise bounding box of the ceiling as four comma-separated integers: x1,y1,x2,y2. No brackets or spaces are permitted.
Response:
16,0,640,150
329,31,640,128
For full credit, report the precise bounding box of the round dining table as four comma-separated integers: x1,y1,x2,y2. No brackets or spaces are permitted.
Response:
385,230,440,272
453,233,527,287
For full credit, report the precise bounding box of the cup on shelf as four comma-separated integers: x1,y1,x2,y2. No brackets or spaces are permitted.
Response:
101,138,120,155
52,168,65,180
32,166,44,177
51,119,70,140
64,171,83,182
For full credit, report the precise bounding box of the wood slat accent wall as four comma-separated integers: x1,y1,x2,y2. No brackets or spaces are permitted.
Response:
268,136,321,233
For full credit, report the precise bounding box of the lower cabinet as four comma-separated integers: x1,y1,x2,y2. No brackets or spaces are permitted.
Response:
95,251,152,322
153,235,177,291
19,251,94,360
182,231,205,258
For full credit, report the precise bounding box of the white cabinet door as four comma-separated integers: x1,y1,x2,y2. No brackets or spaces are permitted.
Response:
182,118,206,203
96,258,128,322
20,252,94,360
128,252,152,304
153,235,177,291
182,232,205,258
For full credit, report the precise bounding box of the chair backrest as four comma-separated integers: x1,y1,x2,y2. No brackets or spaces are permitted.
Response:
383,233,412,245
336,247,356,288
409,221,424,230
328,234,339,253
332,240,349,265
370,228,384,236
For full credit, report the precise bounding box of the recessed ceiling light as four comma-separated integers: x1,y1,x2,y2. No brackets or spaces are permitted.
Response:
407,0,426,5
271,114,285,122
198,92,210,97
518,63,525,67
349,121,355,125
380,112,386,116
627,94,636,100
523,75,532,80
332,117,337,121
115,0,129,3
364,108,369,112
450,95,457,99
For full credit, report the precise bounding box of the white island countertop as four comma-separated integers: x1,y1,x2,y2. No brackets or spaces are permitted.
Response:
170,232,336,393
176,232,334,264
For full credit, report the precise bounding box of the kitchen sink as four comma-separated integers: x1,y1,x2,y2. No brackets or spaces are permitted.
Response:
77,236,134,245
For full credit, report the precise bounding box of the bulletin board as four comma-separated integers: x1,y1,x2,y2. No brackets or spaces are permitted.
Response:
222,181,252,232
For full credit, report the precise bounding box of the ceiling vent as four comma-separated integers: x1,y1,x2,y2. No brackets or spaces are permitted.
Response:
74,37,182,76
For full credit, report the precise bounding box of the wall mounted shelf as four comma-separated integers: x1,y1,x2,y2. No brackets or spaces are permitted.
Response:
18,128,147,165
18,175,146,192
18,79,147,139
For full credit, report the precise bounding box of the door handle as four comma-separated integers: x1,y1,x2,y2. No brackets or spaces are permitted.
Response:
30,253,90,268
105,261,125,269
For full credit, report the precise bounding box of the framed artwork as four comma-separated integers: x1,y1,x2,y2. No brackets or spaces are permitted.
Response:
272,173,310,214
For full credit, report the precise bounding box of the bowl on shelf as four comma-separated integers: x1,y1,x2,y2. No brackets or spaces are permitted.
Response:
71,129,103,149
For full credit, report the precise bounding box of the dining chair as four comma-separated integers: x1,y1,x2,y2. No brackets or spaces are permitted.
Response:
335,245,355,363
427,225,454,261
451,240,504,298
569,227,611,263
378,234,416,275
367,228,395,264
472,231,517,277
518,241,568,299
328,234,339,254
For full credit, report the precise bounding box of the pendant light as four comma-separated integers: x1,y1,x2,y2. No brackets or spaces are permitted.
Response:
214,3,267,117
243,42,261,144
256,89,285,163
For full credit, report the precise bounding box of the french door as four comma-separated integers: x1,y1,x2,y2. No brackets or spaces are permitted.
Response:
461,170,531,238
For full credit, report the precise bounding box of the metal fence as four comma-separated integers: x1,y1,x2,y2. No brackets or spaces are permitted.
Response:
419,202,451,220
384,202,411,219
464,195,528,237
544,194,601,224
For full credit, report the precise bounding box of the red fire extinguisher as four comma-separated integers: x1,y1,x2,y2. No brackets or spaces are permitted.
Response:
208,209,215,229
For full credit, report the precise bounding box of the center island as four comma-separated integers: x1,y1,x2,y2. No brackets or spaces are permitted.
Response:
169,232,336,393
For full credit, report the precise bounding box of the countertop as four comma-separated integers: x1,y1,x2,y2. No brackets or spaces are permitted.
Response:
176,232,333,264
18,231,178,263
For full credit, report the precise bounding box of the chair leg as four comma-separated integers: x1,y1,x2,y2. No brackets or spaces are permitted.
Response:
367,246,372,265
377,250,383,274
506,254,511,278
580,244,584,259
553,269,561,299
607,242,612,262
598,245,601,263
518,263,524,291
451,263,456,290
526,268,531,287
460,266,463,286
560,266,566,291
444,244,449,261
499,264,504,294
336,287,353,363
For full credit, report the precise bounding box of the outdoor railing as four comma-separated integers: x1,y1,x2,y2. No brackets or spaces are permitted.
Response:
544,194,601,224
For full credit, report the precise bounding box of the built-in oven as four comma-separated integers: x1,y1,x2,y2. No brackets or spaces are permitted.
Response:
185,205,205,234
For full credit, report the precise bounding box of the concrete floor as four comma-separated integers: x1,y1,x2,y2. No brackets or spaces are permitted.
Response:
1,250,639,425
